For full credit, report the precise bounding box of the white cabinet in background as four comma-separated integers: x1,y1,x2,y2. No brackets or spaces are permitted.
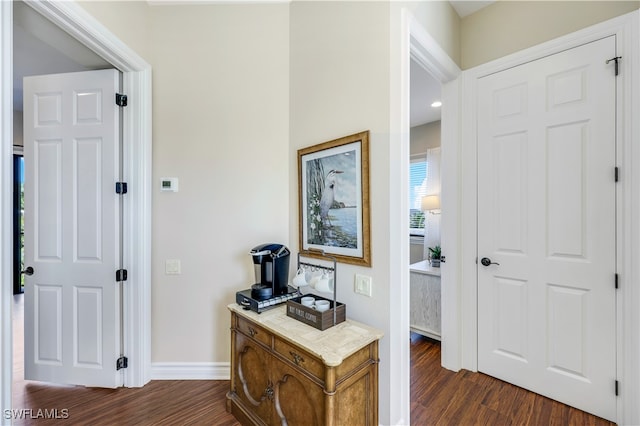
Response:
409,260,441,341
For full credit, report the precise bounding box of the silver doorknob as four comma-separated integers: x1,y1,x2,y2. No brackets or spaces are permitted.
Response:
480,258,499,267
21,266,34,276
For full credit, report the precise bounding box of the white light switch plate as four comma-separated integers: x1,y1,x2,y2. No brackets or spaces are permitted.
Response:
165,259,181,275
354,274,372,297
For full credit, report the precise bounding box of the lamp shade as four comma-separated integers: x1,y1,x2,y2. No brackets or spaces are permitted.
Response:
421,194,440,212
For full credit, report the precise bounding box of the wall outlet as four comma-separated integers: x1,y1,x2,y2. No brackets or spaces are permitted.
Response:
165,259,181,275
354,274,372,297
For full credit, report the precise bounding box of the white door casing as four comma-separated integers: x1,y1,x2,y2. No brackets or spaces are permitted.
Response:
477,36,616,421
23,69,122,387
1,0,152,416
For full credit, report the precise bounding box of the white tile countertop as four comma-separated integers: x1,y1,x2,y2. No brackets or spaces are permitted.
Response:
228,303,384,367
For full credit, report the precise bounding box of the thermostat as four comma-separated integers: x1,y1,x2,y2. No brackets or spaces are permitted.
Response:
160,177,179,192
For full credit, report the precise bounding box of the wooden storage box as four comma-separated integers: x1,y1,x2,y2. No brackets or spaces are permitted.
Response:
286,295,346,330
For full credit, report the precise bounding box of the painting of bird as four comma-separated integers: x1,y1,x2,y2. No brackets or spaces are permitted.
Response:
320,170,344,228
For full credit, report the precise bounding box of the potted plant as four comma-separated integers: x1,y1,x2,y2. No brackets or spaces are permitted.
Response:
428,245,441,267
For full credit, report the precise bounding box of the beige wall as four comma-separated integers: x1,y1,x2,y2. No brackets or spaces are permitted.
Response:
411,120,441,157
78,1,152,64
150,3,290,363
79,2,290,363
461,1,640,69
399,1,461,66
289,1,394,421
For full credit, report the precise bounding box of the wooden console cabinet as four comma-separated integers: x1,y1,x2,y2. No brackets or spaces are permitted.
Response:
227,304,383,426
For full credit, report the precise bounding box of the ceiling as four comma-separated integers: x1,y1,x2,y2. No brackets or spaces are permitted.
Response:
410,59,442,127
449,0,496,18
13,1,110,111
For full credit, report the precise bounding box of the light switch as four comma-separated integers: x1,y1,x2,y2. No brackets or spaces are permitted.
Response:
354,274,372,297
165,259,181,275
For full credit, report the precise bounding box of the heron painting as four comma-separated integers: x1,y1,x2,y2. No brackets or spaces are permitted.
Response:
298,131,371,266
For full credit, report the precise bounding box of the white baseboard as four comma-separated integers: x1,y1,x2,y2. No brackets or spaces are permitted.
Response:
151,362,230,380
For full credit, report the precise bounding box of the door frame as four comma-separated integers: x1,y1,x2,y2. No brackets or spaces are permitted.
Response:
460,11,639,424
0,0,152,411
390,7,461,424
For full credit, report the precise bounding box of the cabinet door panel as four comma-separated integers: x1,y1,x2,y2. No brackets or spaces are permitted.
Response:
236,334,272,422
336,368,375,426
272,362,325,426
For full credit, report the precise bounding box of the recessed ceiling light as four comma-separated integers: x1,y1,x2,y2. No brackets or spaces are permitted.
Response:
431,101,442,108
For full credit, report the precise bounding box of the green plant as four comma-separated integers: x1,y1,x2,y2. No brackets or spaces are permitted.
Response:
428,245,441,260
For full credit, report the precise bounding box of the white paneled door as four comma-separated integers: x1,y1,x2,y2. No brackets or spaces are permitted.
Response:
23,69,122,387
477,37,617,421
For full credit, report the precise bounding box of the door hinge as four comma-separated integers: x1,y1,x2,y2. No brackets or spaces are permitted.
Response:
116,356,128,370
116,182,128,194
115,93,128,107
615,380,619,396
606,56,622,76
615,273,619,289
116,269,128,282
615,167,619,182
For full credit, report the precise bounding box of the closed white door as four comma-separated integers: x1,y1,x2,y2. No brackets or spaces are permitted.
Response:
477,36,617,421
23,69,122,387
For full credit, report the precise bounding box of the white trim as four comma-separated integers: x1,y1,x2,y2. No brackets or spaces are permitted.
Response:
460,11,639,425
391,7,461,425
0,0,14,416
151,362,231,381
616,10,640,425
402,10,463,373
1,0,152,401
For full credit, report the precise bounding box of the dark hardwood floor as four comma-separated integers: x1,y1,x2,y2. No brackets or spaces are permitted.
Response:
409,333,614,426
12,295,614,425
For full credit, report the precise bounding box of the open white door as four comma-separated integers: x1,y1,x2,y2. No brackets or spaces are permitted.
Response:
23,69,122,388
477,36,617,421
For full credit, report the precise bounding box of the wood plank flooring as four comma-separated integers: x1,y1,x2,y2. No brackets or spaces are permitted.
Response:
12,295,614,425
409,333,614,426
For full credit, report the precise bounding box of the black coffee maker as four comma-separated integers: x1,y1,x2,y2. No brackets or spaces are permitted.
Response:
250,243,290,300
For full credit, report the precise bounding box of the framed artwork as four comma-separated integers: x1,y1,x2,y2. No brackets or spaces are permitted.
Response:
298,130,371,267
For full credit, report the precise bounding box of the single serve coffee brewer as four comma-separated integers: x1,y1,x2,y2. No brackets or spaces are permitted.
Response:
250,243,290,299
236,243,297,313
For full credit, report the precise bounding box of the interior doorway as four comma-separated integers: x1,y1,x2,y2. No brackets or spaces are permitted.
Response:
1,1,153,409
408,58,443,343
12,1,116,390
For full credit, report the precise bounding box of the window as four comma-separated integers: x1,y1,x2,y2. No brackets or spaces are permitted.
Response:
13,154,25,294
410,156,427,236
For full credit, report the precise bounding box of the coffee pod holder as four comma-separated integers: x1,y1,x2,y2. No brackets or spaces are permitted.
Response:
286,249,345,330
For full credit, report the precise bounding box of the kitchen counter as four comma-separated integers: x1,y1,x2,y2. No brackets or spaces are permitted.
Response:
227,303,384,367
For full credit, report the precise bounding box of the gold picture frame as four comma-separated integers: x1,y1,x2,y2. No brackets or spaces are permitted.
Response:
298,131,371,267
